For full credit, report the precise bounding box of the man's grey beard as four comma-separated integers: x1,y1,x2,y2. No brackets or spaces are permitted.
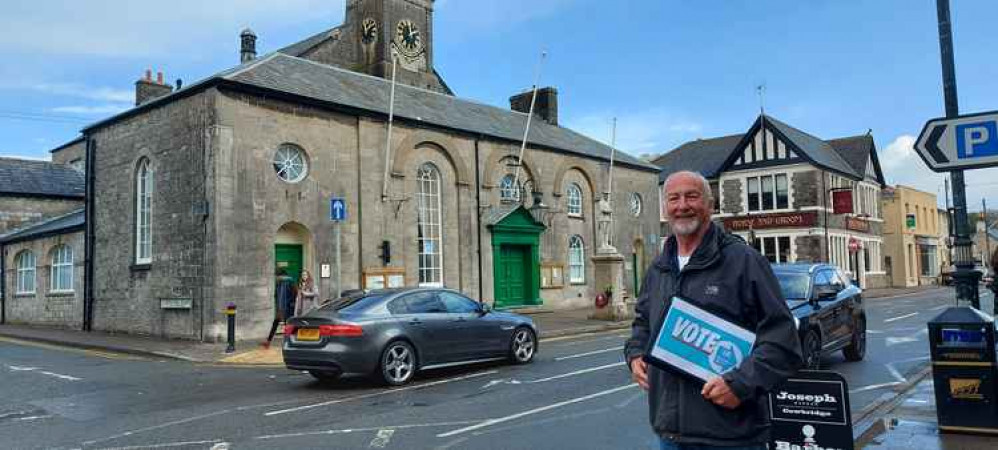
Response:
671,217,701,236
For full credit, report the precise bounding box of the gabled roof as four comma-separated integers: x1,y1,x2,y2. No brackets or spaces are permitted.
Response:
762,115,856,177
651,134,743,182
654,114,886,184
85,53,658,172
0,157,85,198
276,26,343,57
0,208,84,244
827,134,886,185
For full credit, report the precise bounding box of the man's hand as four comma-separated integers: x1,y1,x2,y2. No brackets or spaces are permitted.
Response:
629,357,649,391
702,377,741,409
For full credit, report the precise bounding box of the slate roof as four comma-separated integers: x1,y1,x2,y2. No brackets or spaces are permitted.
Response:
85,53,658,172
651,134,743,182
654,115,886,184
0,208,84,244
276,26,343,57
0,157,85,198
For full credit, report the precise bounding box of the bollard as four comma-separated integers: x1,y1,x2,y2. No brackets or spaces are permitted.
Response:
225,302,236,353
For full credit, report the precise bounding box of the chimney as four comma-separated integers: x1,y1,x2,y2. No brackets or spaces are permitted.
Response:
241,28,257,63
135,69,174,106
510,87,558,126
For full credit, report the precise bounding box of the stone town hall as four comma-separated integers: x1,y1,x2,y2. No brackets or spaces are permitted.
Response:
1,0,660,340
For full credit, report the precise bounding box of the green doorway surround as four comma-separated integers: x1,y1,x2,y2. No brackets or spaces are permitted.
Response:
274,244,303,283
488,206,545,309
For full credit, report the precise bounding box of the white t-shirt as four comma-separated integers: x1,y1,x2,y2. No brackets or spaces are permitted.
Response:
677,255,691,271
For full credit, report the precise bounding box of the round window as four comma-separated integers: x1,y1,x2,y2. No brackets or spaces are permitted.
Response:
630,193,643,217
272,144,309,183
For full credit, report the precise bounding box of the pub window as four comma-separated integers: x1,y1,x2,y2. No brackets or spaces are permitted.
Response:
752,236,792,263
746,174,789,212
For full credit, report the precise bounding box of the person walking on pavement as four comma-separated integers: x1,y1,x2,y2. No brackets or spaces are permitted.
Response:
294,269,318,316
263,268,297,349
624,171,802,449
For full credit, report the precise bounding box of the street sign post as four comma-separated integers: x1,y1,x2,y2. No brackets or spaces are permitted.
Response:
915,110,998,172
330,198,346,298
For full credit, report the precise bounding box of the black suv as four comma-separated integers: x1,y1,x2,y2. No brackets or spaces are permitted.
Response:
772,263,867,370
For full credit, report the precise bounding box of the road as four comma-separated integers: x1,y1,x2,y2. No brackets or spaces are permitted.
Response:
0,286,987,449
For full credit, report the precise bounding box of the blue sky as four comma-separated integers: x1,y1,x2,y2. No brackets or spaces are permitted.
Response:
2,0,998,208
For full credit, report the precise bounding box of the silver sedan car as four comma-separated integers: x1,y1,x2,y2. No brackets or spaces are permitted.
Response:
282,288,538,385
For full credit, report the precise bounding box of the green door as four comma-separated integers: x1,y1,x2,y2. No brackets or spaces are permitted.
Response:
274,244,303,283
496,245,530,308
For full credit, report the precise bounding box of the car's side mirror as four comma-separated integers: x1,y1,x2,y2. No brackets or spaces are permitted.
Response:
814,285,838,301
478,302,492,315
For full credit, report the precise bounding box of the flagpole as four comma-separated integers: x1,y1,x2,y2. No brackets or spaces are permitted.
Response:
381,54,399,202
607,117,618,245
513,51,547,201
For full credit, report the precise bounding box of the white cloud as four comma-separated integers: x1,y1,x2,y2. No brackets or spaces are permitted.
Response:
0,0,339,57
50,104,130,115
880,134,998,211
564,109,704,156
25,83,133,103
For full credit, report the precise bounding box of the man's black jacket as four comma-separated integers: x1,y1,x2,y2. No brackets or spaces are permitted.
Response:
624,222,802,446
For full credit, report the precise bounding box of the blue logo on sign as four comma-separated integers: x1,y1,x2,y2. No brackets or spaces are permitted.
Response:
956,121,998,159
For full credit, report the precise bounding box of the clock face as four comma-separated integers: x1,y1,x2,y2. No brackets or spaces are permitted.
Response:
630,193,642,217
395,19,423,57
361,18,378,44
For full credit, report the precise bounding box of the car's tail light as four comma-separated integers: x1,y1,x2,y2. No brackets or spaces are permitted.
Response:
283,324,297,336
318,324,363,337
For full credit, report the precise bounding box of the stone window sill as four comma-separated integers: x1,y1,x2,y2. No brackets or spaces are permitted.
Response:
568,214,584,220
48,291,76,297
14,293,36,298
131,263,151,272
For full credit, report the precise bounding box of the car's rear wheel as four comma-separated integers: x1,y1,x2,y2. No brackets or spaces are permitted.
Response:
308,370,341,383
379,340,416,386
509,327,536,364
843,317,867,362
802,329,822,370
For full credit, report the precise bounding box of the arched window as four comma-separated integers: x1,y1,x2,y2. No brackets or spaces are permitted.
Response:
499,174,521,202
417,163,443,287
135,158,153,264
50,245,74,292
15,250,36,294
567,183,583,216
568,235,585,284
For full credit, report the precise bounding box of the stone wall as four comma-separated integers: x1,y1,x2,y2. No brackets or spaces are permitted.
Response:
0,197,83,235
2,231,84,328
792,170,820,208
51,139,86,167
89,91,215,339
795,235,824,263
721,179,743,215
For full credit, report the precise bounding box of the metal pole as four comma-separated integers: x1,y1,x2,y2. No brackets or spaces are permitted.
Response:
985,199,991,271
936,0,979,308
225,303,236,353
381,55,399,202
513,51,547,196
335,221,342,299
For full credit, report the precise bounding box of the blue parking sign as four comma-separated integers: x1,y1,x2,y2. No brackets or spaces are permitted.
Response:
956,121,998,159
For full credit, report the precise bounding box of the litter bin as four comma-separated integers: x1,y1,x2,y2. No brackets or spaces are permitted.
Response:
928,306,998,433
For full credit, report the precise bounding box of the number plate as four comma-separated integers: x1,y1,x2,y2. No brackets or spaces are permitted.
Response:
297,328,320,341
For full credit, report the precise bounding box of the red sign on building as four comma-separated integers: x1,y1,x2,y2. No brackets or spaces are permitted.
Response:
846,217,870,233
723,212,818,231
832,190,854,214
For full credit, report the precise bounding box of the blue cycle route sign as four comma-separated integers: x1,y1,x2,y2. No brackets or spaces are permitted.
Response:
330,198,347,222
915,110,998,172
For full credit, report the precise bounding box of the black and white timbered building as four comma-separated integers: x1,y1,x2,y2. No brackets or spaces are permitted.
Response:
654,114,888,289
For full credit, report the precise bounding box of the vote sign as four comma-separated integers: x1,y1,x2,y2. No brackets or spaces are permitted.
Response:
769,371,854,450
915,110,998,171
644,297,756,382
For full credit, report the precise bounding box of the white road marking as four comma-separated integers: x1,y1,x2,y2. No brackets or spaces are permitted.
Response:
368,429,395,448
885,329,928,347
529,362,624,383
884,312,919,323
437,384,638,438
96,439,224,449
265,370,499,416
930,304,951,311
905,399,928,404
40,370,82,381
849,382,903,394
886,364,906,383
8,365,39,371
866,330,884,335
541,331,629,344
255,421,482,440
555,347,620,361
481,378,521,389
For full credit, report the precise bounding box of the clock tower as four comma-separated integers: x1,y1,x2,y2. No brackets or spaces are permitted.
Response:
345,0,447,93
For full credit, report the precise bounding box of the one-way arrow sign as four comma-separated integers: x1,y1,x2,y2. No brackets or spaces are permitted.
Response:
915,110,998,172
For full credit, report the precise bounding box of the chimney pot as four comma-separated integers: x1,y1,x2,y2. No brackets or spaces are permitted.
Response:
157,72,164,84
145,69,152,81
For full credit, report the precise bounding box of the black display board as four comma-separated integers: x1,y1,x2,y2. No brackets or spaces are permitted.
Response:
768,370,854,450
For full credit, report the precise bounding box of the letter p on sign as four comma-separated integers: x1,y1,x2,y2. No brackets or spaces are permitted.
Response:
957,121,998,158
